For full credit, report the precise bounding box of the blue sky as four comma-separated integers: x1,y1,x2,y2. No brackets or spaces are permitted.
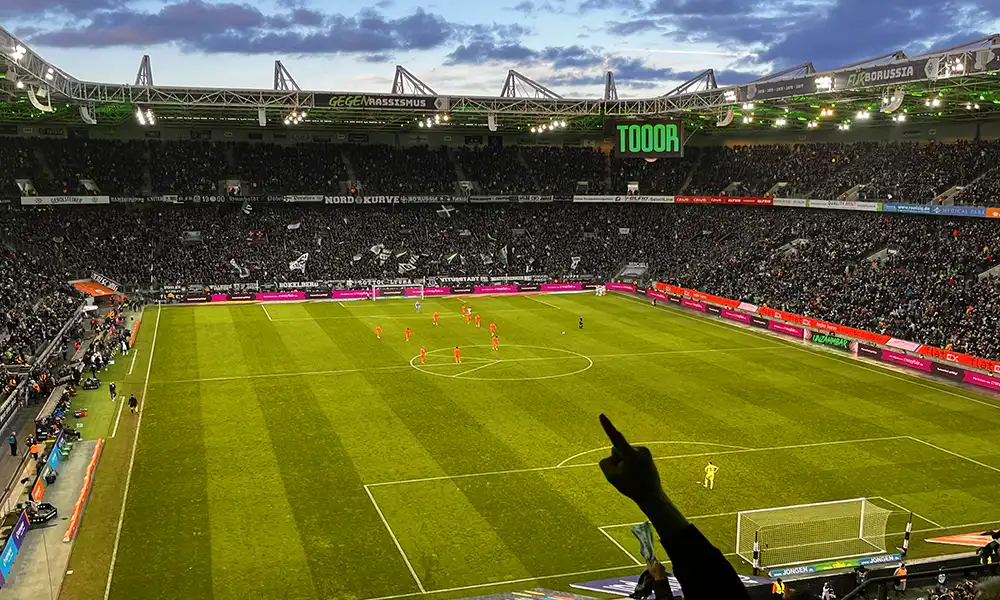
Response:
6,0,999,97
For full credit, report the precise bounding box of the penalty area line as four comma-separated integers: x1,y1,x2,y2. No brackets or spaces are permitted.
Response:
261,304,274,321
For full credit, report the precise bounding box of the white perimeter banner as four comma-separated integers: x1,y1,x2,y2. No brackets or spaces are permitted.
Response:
807,198,880,211
573,195,674,203
22,195,110,205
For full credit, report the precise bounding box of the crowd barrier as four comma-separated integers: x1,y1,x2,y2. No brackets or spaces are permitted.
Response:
649,282,1000,393
10,194,1000,219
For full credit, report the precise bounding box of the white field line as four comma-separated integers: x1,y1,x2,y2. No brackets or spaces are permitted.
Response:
557,441,751,468
366,436,909,488
363,563,643,600
261,304,273,322
597,527,644,566
363,485,426,593
450,361,499,378
526,295,562,310
612,293,1000,413
872,495,944,529
110,395,127,439
599,510,743,531
104,303,162,600
906,436,1000,476
127,349,139,376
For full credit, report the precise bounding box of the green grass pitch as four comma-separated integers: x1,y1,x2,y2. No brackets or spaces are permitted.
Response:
68,293,1000,600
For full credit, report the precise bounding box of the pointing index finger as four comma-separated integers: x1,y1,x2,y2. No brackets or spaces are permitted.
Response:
600,414,635,455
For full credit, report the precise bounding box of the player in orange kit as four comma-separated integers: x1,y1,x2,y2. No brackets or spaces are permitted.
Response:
465,311,472,325
419,346,426,364
489,322,497,335
375,325,382,339
453,346,461,363
475,314,481,328
491,335,499,351
433,311,439,326
405,327,412,342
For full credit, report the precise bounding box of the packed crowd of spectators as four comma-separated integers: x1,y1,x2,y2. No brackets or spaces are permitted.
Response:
232,142,348,196
2,137,1000,203
6,201,1000,361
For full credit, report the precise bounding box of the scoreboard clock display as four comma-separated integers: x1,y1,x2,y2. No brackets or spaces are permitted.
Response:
614,121,683,158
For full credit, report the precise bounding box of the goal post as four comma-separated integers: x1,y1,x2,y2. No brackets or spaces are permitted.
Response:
372,283,424,301
736,498,893,568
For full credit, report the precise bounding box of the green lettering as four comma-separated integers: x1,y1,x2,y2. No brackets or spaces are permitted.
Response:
629,125,641,153
665,124,679,152
653,124,666,152
616,125,630,153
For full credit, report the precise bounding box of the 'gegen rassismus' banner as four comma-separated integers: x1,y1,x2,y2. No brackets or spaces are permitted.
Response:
674,196,773,206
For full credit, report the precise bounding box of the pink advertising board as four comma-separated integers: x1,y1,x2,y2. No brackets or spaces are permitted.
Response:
474,285,518,294
880,348,932,373
331,289,374,300
606,282,636,292
721,308,752,324
681,298,706,312
255,291,306,301
541,283,583,292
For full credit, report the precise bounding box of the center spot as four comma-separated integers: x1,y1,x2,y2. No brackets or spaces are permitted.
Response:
409,344,594,382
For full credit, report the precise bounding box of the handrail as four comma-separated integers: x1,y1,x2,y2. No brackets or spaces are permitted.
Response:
842,561,992,599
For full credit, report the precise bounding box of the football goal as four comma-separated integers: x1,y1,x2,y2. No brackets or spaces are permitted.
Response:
736,498,893,568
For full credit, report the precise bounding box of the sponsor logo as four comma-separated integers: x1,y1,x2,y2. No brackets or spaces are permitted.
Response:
810,333,851,350
859,554,903,565
846,65,916,87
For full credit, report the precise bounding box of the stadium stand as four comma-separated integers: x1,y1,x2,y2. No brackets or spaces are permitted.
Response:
3,138,1000,202
5,198,1000,360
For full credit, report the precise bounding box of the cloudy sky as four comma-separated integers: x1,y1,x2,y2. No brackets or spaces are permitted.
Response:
6,0,999,97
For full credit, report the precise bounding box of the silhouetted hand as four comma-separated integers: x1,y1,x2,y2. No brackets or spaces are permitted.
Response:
599,414,667,511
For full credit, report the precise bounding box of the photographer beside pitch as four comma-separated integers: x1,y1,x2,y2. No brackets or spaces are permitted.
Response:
598,415,750,600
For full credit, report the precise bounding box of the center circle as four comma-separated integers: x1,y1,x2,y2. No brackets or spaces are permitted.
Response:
409,344,594,381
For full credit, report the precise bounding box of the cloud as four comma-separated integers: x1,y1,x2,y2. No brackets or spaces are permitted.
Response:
633,0,1000,72
579,0,645,11
25,2,457,55
0,0,128,18
545,56,757,89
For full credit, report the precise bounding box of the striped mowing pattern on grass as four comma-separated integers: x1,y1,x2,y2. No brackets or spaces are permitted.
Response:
61,293,1000,600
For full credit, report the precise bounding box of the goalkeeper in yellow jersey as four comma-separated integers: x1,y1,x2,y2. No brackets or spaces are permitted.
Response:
704,462,719,490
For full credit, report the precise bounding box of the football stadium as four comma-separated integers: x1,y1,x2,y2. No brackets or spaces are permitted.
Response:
0,17,999,600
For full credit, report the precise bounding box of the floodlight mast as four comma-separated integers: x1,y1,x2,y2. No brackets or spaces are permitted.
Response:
500,70,563,99
273,60,300,91
135,55,153,86
391,65,436,96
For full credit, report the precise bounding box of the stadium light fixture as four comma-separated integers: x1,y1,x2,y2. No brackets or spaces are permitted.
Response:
966,102,980,110
855,110,870,120
892,114,906,122
742,116,753,123
530,126,536,133
135,107,155,126
838,123,850,130
820,107,834,117
925,98,941,107
807,120,819,128
774,118,787,127
741,102,754,110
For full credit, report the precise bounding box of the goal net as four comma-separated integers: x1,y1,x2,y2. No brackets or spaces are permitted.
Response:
372,284,423,300
736,498,892,568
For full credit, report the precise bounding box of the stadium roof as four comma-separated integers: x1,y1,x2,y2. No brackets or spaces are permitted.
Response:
1,25,999,134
